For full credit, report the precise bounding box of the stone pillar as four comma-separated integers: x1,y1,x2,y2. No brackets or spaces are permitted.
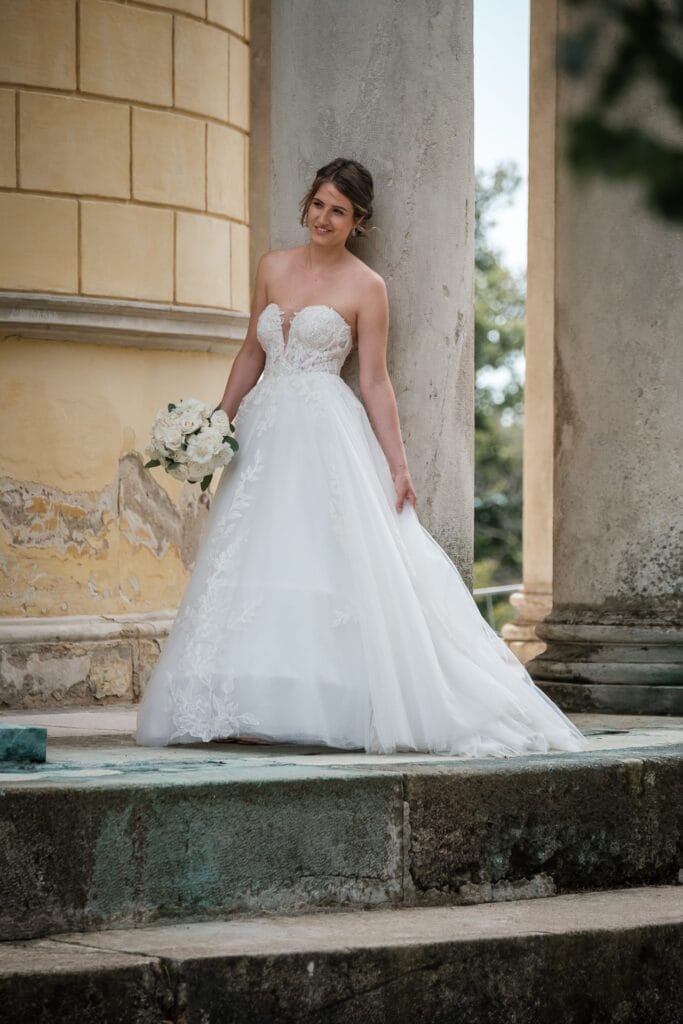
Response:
527,1,683,713
268,0,475,574
0,0,252,708
503,0,557,664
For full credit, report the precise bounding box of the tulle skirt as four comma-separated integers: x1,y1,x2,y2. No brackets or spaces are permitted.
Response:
136,368,585,757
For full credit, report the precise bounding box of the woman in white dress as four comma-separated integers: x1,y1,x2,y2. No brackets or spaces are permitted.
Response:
136,158,585,757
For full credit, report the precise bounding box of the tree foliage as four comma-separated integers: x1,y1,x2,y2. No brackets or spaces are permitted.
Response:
558,0,683,221
474,164,526,606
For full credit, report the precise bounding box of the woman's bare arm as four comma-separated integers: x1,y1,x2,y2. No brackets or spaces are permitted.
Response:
357,277,417,511
218,254,269,421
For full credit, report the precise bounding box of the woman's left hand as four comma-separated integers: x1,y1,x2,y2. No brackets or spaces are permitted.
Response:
393,469,417,513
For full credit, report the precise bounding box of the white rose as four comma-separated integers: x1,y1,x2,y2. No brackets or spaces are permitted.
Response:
186,427,224,464
176,397,204,415
179,411,205,434
167,463,191,481
186,460,212,481
216,445,236,467
153,418,184,451
210,409,230,435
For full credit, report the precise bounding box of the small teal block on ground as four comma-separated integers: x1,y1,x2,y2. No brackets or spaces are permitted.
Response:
0,725,47,764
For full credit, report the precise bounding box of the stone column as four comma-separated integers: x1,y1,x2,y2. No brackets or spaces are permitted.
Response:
268,0,475,574
503,0,557,664
527,0,683,713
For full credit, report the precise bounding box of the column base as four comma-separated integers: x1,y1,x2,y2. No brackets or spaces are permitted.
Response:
0,612,173,709
527,621,683,715
501,588,552,665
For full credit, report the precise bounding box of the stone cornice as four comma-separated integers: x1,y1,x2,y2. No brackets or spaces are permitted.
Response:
0,292,248,354
0,611,176,644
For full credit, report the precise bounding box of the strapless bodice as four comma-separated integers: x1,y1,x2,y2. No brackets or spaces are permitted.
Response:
256,303,353,377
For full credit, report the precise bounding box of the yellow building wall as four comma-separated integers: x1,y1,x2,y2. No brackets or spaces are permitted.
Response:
0,337,236,618
0,0,252,651
0,0,251,307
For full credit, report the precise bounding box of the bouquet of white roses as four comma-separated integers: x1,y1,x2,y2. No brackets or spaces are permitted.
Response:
144,397,238,491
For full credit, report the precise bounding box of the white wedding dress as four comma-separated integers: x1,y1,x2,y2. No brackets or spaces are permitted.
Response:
136,303,585,756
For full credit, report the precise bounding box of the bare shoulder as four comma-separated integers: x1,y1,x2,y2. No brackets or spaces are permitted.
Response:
354,262,388,311
257,246,304,290
259,245,305,269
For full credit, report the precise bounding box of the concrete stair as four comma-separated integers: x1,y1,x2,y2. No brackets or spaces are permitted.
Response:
0,707,682,1022
1,888,681,1023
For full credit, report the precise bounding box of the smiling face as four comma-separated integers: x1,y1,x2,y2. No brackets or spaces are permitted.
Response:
304,180,362,246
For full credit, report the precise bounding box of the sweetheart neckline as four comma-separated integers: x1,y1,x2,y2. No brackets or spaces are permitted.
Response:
262,302,353,351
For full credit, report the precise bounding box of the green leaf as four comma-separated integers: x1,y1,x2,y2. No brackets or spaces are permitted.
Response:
144,459,161,468
167,402,176,412
200,474,213,491
225,436,239,451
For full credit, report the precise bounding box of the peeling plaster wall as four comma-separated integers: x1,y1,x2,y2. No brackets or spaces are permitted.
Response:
0,337,235,618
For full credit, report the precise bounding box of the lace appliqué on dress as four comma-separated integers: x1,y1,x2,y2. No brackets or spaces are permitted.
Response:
166,448,265,741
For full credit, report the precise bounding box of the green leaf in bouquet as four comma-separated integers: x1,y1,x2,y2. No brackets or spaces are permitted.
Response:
167,402,176,411
144,459,162,468
200,473,213,491
224,436,239,451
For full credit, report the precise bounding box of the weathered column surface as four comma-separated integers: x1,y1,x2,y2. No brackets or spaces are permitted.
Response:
269,0,474,573
503,0,557,663
528,2,683,713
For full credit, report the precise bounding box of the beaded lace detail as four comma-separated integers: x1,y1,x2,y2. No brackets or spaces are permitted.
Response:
257,303,353,378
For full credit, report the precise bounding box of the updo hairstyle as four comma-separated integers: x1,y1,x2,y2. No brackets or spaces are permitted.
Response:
299,157,374,240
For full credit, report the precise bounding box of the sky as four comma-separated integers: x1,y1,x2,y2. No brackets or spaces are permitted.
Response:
474,0,530,273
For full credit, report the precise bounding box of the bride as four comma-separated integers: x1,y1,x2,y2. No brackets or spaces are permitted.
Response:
136,157,585,757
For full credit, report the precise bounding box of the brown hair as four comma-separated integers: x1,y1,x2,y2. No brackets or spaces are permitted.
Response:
299,158,374,240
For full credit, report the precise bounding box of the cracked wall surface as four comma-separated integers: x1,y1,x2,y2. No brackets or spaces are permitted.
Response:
0,336,238,706
0,337,234,619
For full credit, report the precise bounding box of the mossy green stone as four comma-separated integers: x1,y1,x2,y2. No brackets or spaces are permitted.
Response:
0,725,47,764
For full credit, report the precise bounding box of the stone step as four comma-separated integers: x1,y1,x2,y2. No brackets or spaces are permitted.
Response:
1,886,681,1023
0,707,681,942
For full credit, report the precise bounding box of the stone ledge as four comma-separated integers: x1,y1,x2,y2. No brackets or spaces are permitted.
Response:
0,734,681,941
0,610,175,645
539,681,683,715
0,612,177,709
1,888,681,1024
0,291,248,353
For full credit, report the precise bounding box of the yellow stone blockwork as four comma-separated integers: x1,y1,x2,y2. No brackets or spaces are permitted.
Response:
79,0,173,106
0,193,78,292
0,0,76,90
231,222,251,311
175,16,229,121
132,108,205,210
0,0,250,310
229,35,250,130
0,89,16,188
20,92,130,198
143,0,205,15
176,212,231,307
0,337,237,616
207,123,246,219
81,201,174,301
208,0,244,35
